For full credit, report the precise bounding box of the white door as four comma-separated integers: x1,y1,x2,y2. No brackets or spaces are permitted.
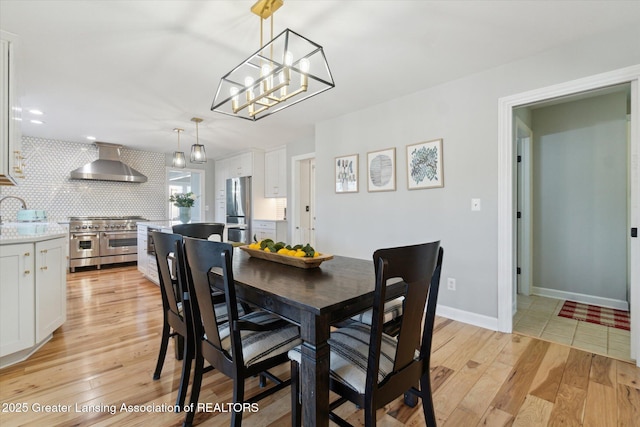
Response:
516,117,533,300
292,154,316,246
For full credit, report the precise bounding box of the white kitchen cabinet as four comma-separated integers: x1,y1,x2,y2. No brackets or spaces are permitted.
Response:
265,148,287,197
227,152,253,177
0,236,66,363
137,224,148,276
214,158,228,223
0,30,23,186
0,243,34,357
35,238,66,342
253,220,287,243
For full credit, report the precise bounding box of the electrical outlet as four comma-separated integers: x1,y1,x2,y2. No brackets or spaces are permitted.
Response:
447,278,456,291
471,198,481,211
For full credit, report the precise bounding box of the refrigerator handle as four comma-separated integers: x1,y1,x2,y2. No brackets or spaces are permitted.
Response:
234,180,238,213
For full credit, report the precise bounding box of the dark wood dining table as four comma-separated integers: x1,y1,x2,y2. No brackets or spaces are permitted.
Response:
209,248,405,427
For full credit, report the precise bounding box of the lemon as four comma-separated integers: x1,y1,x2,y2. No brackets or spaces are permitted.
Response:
264,247,271,253
313,252,320,258
294,250,305,257
277,248,288,255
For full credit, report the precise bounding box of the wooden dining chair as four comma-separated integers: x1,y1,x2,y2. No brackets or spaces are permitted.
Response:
172,223,225,241
181,237,302,427
289,241,443,427
151,231,195,408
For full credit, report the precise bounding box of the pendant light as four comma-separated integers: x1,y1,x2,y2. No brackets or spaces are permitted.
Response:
211,0,334,121
172,128,186,168
190,117,207,163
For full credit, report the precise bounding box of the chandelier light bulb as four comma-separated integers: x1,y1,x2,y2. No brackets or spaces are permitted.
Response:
230,87,239,111
284,51,293,67
300,58,310,73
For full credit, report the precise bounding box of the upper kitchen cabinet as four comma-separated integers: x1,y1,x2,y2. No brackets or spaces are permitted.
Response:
0,31,23,186
227,151,253,177
264,147,287,198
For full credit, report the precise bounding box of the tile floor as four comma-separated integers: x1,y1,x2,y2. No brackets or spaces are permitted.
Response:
513,294,632,362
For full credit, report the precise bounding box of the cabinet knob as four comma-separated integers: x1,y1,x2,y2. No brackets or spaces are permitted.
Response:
41,249,48,254
24,252,30,256
24,270,30,275
40,266,48,271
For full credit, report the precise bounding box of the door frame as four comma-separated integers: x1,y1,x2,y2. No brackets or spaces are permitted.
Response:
497,64,640,366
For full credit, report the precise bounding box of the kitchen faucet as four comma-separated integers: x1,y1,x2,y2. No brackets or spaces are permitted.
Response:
0,196,27,224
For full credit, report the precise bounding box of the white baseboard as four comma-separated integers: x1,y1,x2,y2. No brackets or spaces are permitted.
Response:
531,286,629,311
436,304,499,331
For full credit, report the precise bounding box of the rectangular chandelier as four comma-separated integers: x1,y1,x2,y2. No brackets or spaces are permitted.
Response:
211,27,335,121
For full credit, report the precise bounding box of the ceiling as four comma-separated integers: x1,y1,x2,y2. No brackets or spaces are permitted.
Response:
2,0,639,159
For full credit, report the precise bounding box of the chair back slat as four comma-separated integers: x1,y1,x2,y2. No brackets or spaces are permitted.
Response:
151,231,184,318
173,223,225,241
370,242,442,384
182,238,235,355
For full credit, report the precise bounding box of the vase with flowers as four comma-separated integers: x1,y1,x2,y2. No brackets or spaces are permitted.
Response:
170,192,197,223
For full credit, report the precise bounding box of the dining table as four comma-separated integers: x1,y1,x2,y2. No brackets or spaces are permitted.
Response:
208,248,406,427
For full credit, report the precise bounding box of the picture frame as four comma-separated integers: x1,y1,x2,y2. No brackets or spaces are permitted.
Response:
367,147,396,192
406,139,444,190
335,154,359,193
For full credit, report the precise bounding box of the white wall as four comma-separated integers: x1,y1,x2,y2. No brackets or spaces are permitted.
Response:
314,24,640,320
531,91,628,303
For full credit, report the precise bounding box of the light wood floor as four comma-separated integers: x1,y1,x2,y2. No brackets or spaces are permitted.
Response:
1,265,638,426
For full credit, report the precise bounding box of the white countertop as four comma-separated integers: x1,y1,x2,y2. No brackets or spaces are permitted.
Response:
138,220,246,229
0,222,67,244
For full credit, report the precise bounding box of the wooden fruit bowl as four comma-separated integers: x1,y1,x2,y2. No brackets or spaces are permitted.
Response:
238,245,333,269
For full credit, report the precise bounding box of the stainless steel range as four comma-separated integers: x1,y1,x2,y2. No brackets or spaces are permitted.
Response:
68,216,146,272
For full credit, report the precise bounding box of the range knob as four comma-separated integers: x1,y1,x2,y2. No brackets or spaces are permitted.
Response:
82,225,87,229
75,226,80,230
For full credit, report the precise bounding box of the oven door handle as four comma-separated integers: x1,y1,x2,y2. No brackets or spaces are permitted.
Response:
71,233,99,238
102,231,136,238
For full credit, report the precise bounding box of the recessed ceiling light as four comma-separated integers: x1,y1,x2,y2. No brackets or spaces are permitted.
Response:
29,109,44,115
30,119,44,124
86,136,96,141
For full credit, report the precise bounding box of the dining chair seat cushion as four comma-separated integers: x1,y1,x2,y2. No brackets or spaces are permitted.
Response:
174,301,244,325
216,311,301,367
350,296,404,326
288,323,418,394
213,302,246,325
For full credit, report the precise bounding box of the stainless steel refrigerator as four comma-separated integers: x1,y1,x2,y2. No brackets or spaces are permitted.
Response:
226,176,251,244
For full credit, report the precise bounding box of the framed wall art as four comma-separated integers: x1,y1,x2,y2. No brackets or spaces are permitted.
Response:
406,139,444,190
367,148,396,192
335,154,359,193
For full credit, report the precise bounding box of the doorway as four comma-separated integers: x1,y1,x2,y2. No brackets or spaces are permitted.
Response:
291,153,316,247
512,86,632,360
497,65,640,367
166,168,205,222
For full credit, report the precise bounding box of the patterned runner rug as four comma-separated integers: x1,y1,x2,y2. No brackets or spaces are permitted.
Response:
558,300,630,331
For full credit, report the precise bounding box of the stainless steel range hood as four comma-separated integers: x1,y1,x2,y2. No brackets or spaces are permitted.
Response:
70,142,147,183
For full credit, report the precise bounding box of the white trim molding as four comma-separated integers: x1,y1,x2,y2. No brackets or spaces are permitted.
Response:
531,287,629,312
497,64,640,366
436,304,499,331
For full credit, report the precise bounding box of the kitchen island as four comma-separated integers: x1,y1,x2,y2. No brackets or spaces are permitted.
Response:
137,220,243,284
0,222,67,368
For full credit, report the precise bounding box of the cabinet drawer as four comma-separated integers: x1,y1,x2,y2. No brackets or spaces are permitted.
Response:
253,220,276,232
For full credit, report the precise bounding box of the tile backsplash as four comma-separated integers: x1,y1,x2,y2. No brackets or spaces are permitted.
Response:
0,137,166,221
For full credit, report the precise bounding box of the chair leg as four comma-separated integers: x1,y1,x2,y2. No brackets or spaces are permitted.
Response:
153,319,171,380
419,372,437,427
259,373,267,388
175,334,192,408
231,378,245,427
174,334,185,360
363,400,376,427
290,361,301,427
183,350,204,427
